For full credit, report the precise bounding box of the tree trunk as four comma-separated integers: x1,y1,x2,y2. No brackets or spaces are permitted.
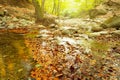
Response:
32,0,45,22
57,0,60,16
52,0,56,14
32,0,56,26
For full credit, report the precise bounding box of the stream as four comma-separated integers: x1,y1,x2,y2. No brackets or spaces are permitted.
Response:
0,32,35,80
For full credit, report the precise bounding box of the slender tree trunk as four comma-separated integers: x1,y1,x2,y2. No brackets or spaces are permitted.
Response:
41,0,45,15
52,0,56,14
32,0,45,22
57,0,60,16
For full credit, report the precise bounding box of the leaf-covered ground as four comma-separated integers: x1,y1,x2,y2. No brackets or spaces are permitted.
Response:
26,19,120,80
0,4,120,80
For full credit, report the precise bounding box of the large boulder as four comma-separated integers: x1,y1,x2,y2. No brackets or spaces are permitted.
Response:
89,9,107,19
100,16,120,29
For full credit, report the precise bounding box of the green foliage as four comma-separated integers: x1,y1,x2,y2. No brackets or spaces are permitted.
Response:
36,0,104,17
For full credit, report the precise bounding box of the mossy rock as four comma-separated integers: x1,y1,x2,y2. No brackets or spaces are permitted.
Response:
101,16,120,29
89,9,107,19
91,40,110,59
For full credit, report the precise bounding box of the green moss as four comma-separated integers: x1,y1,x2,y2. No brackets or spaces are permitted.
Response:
91,40,110,59
92,41,109,50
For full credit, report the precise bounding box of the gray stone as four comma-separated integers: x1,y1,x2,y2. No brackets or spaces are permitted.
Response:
12,17,19,22
8,23,15,29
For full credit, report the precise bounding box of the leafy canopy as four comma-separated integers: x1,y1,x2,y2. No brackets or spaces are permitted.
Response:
37,0,103,17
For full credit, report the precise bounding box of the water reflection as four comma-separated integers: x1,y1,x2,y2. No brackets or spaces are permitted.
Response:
0,32,34,80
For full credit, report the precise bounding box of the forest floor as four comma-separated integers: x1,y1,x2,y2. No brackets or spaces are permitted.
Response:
0,4,120,80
